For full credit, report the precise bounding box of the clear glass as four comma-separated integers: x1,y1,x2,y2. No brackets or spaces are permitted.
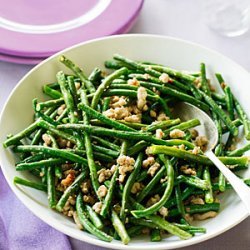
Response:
203,0,250,37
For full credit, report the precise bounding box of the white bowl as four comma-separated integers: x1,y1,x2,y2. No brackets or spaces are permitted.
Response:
0,34,249,249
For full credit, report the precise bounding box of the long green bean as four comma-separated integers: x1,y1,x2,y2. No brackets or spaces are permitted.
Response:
76,194,113,242
147,145,248,166
60,55,96,93
131,155,174,218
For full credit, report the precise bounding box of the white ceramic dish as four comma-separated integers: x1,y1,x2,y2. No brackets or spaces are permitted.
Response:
0,34,249,249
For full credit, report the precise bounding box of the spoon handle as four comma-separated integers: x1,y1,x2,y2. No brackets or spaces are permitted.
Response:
206,150,250,214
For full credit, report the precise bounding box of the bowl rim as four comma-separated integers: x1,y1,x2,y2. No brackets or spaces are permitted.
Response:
0,33,249,250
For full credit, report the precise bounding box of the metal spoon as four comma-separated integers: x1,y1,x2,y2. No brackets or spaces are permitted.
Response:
173,102,250,213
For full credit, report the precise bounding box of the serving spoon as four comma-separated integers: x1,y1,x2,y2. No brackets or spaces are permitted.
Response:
173,102,250,214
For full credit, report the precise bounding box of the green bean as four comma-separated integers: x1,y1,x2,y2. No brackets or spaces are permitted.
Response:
46,133,63,179
136,170,148,182
131,200,192,240
185,203,220,214
102,88,160,103
41,166,47,184
15,158,65,171
139,81,209,111
56,148,113,163
92,144,119,158
151,229,162,242
111,210,130,245
78,103,135,132
86,204,104,230
113,54,162,78
128,73,162,84
143,64,202,100
127,141,148,156
60,55,96,93
105,60,124,69
120,153,143,221
147,64,196,83
29,168,43,179
35,98,64,111
47,166,57,208
91,136,120,151
43,85,62,99
131,155,174,218
68,76,79,107
211,92,226,103
58,124,196,149
37,120,77,144
91,67,128,109
79,89,100,195
215,73,224,85
112,79,127,84
147,145,248,167
234,99,250,140
15,145,87,165
168,203,220,217
127,226,143,237
199,90,238,136
108,85,172,115
227,143,250,156
16,153,44,164
222,119,242,134
76,194,113,242
224,86,235,120
146,119,181,132
129,217,157,229
57,72,78,123
163,119,200,137
203,167,214,203
13,176,47,192
100,166,119,217
33,104,60,127
102,97,111,112
88,67,103,84
175,183,186,217
129,73,189,92
30,128,44,145
56,170,88,212
3,120,41,148
137,165,166,203
117,120,147,130
200,63,211,96
177,175,209,190
173,223,206,234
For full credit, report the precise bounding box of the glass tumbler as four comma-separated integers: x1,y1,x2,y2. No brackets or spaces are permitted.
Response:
203,0,250,37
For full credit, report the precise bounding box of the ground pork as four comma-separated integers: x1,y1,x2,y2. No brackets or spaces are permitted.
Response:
155,129,164,139
147,162,160,177
146,194,160,207
97,185,108,198
159,73,170,83
142,156,155,168
180,165,197,176
169,129,186,139
131,182,144,194
157,112,169,121
137,87,147,110
92,202,103,214
193,211,217,220
127,78,140,86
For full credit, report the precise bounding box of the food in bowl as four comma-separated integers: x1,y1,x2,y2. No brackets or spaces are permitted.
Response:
3,54,250,244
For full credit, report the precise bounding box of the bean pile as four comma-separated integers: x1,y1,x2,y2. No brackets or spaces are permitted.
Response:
4,54,250,244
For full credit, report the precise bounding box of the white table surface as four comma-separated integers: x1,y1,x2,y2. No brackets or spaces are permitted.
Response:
0,0,249,249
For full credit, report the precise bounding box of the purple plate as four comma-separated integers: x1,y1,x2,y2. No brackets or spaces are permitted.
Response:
0,0,143,59
0,52,43,65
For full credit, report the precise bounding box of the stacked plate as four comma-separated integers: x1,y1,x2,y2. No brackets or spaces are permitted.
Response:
0,0,143,64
